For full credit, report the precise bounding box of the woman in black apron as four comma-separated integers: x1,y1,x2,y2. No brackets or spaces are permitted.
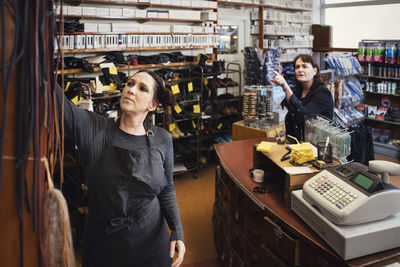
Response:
58,70,185,267
271,54,334,142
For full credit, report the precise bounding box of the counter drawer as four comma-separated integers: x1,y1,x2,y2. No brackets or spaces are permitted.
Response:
261,216,299,266
245,217,264,249
245,196,267,228
299,242,339,267
259,244,289,267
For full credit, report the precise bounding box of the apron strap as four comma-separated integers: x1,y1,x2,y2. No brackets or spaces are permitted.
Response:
145,122,156,148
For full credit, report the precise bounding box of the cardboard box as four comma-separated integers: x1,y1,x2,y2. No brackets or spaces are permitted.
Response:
109,8,123,18
135,9,147,18
96,7,109,18
147,10,159,18
171,25,192,33
312,24,332,48
67,6,82,16
82,7,96,16
83,23,98,32
158,11,169,18
98,23,112,33
122,8,136,18
232,120,285,141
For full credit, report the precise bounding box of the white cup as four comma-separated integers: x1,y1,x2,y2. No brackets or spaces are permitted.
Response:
253,169,264,183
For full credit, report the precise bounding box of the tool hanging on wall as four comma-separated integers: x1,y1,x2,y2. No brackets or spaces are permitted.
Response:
42,157,75,267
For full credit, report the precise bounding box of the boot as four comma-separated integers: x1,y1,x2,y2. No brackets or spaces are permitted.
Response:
198,53,208,67
170,127,180,139
174,125,185,137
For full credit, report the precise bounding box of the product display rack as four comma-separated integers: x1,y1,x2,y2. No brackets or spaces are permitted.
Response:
359,54,400,157
160,69,203,178
192,63,243,164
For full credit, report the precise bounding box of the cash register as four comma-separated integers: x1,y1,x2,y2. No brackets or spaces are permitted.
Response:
291,160,400,260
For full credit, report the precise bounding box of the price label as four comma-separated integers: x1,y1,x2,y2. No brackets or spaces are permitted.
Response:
188,82,193,92
174,104,182,114
109,83,117,90
203,78,208,86
200,123,204,130
71,95,80,105
65,81,71,92
171,84,180,95
193,104,200,113
217,123,223,130
109,67,118,75
169,123,176,132
192,120,197,129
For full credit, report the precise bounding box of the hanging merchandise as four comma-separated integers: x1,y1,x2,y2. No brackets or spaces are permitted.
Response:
243,47,265,85
264,47,284,85
341,79,364,107
304,116,352,163
324,55,363,76
385,42,397,64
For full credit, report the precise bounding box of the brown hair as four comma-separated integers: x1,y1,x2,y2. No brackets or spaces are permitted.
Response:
134,70,175,120
292,54,323,86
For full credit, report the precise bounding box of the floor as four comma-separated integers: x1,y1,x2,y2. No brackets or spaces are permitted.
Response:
173,165,220,266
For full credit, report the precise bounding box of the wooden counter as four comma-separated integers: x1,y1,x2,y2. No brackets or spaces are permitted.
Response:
213,138,400,267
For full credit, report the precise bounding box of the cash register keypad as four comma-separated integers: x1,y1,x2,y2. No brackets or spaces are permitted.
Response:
308,174,358,209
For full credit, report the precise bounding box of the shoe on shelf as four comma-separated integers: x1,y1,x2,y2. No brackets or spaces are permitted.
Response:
222,106,232,116
170,128,180,139
174,125,185,137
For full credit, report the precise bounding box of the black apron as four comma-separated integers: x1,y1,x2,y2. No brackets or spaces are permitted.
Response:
83,126,172,267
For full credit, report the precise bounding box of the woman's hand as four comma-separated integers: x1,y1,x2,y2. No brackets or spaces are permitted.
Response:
170,240,185,267
271,70,289,90
271,70,293,100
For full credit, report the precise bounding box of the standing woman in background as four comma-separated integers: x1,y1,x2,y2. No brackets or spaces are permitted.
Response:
57,70,185,267
271,54,334,141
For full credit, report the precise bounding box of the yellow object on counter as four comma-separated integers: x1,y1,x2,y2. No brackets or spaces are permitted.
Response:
256,141,275,153
291,142,315,164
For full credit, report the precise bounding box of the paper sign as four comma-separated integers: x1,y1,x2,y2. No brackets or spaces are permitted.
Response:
65,81,71,92
283,167,313,175
193,104,200,113
171,84,180,95
71,95,79,105
109,67,118,75
174,104,182,114
109,83,117,90
188,82,193,92
169,123,176,132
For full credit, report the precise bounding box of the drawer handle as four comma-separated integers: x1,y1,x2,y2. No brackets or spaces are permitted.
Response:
216,165,221,179
234,211,239,221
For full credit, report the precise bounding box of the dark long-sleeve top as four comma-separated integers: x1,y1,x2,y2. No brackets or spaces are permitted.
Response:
56,87,184,242
282,82,334,141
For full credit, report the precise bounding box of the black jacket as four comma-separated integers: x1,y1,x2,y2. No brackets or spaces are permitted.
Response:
282,82,333,142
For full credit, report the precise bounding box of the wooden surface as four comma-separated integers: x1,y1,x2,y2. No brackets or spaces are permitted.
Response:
0,8,40,266
232,120,284,140
214,138,400,267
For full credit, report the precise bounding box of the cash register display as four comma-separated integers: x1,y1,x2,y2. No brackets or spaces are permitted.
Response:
352,173,374,191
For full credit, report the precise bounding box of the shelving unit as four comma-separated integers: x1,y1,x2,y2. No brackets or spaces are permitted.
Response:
217,1,259,8
191,62,242,164
255,4,313,50
358,50,400,157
